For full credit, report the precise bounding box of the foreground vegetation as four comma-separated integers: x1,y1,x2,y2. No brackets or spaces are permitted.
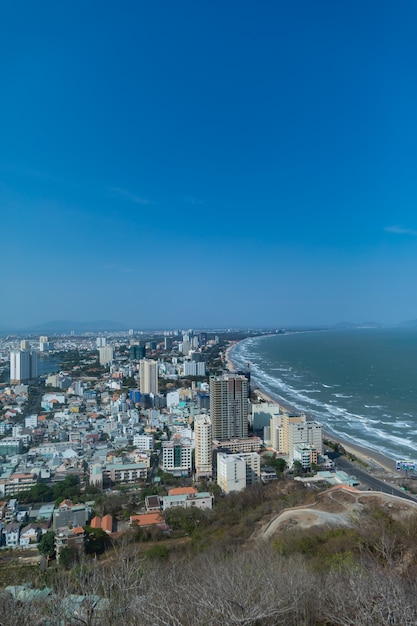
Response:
2,481,417,624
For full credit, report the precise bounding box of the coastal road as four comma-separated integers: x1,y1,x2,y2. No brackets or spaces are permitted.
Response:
334,456,416,503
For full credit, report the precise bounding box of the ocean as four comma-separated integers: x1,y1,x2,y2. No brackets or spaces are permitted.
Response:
230,328,417,462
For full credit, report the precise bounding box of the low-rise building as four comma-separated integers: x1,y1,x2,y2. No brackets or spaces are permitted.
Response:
217,452,261,494
19,523,41,547
161,491,213,511
4,522,20,548
53,501,91,531
55,526,86,560
102,461,147,486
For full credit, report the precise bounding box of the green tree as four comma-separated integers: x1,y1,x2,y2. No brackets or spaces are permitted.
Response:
58,546,80,569
85,526,112,556
52,474,80,500
270,458,287,475
17,482,53,503
38,531,55,559
145,545,169,560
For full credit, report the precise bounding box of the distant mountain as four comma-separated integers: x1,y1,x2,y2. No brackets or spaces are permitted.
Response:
399,319,417,328
26,320,128,332
334,321,382,329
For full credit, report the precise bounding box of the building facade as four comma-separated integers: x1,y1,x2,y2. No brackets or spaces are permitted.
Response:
10,349,38,384
209,374,249,441
140,359,159,395
194,414,213,480
216,452,261,494
162,436,192,477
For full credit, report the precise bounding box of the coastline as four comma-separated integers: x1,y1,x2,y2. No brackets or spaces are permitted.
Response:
224,339,397,475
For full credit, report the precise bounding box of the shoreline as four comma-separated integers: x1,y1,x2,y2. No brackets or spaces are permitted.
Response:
224,339,397,475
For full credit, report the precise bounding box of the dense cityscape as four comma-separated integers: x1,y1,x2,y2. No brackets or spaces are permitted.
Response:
0,328,416,623
0,326,332,553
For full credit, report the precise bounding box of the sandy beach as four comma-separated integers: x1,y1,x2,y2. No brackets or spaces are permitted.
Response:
224,339,397,475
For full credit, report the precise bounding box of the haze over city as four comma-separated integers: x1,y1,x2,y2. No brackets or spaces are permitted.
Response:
2,1,417,329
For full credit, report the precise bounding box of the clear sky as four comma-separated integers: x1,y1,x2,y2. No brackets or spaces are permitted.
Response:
1,1,417,329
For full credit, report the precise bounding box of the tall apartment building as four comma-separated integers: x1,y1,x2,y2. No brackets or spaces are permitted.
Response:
269,411,323,464
183,361,206,377
194,414,213,480
140,359,158,395
287,420,323,464
209,374,249,441
251,402,281,430
10,348,38,384
270,412,306,454
98,346,114,365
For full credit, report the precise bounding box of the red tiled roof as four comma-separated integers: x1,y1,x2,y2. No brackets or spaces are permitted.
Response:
59,499,74,508
130,513,162,527
168,487,198,496
101,514,113,533
90,516,101,529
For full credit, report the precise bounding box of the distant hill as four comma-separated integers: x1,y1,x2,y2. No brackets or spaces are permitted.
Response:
399,319,417,328
334,321,382,329
26,320,128,332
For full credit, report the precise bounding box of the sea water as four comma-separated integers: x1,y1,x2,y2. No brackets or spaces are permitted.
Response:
230,328,417,462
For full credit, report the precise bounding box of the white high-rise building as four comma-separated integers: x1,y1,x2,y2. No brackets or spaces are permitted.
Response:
183,361,206,377
140,359,158,395
39,336,54,352
194,414,212,480
99,346,114,365
288,421,323,464
209,374,249,440
96,337,106,348
10,349,38,384
217,453,246,493
270,412,307,454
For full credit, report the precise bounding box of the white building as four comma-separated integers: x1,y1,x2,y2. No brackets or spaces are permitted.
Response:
25,415,38,429
252,402,281,429
162,492,213,511
217,452,261,494
194,414,213,480
10,349,38,383
140,359,158,395
183,361,206,377
133,434,154,451
162,436,192,477
166,391,180,408
293,443,319,469
99,346,114,365
217,453,246,494
288,421,323,464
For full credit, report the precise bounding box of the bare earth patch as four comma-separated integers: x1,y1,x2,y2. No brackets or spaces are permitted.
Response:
255,487,417,541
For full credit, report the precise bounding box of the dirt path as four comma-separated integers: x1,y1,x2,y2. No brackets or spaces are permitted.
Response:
255,487,417,541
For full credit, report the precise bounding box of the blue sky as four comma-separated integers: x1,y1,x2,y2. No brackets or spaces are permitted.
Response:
1,1,417,329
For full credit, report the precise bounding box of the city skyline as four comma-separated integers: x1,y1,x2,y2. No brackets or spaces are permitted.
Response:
2,2,417,329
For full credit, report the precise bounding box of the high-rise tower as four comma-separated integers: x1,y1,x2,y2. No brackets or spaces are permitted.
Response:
194,414,213,480
10,347,38,384
140,359,158,395
209,374,249,440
